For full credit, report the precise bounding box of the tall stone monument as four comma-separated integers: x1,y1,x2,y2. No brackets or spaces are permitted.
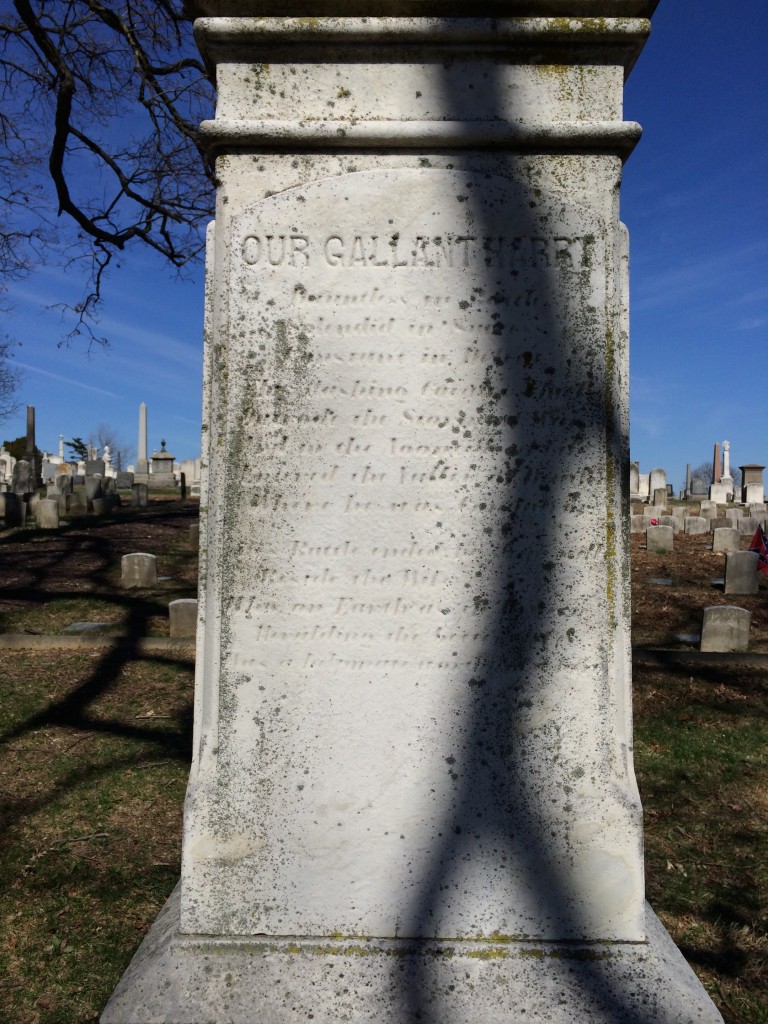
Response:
710,440,729,504
102,4,722,1022
24,404,42,488
720,440,734,500
135,401,150,482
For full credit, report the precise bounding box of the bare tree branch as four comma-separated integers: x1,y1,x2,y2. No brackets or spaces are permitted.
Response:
0,1,215,342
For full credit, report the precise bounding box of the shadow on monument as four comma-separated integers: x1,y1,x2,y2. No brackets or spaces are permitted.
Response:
396,37,643,1021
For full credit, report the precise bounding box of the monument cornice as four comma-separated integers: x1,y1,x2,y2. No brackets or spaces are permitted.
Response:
195,15,651,71
198,117,642,157
186,2,659,18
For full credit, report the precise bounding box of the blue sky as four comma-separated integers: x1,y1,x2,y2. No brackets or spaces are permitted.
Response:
623,0,768,488
3,2,767,486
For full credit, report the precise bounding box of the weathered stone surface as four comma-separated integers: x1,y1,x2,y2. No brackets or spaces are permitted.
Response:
712,528,740,553
169,599,198,638
102,5,722,1024
685,517,709,536
3,492,25,527
646,525,673,553
184,162,645,942
724,550,759,595
101,886,723,1024
131,483,148,508
648,468,666,501
700,606,750,653
11,459,34,495
37,498,60,530
121,553,158,589
739,517,760,536
85,477,102,503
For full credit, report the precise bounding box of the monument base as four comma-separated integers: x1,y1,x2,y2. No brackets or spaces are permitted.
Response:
147,475,177,490
101,885,722,1024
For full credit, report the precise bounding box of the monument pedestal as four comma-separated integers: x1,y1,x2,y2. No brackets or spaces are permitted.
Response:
102,887,719,1024
103,4,721,1022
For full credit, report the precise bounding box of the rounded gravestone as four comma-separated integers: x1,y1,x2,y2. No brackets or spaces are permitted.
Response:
37,498,60,530
122,553,158,589
169,599,198,638
700,606,750,652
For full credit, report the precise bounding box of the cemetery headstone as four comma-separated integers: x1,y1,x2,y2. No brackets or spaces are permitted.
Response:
684,517,709,536
724,551,759,595
11,459,34,495
121,553,157,589
642,504,665,519
629,462,640,499
738,517,760,536
712,528,740,553
169,599,198,638
37,498,60,530
700,606,750,653
3,492,24,527
131,483,148,508
648,467,667,500
85,459,106,477
646,525,674,554
101,6,722,1024
69,492,87,516
85,476,102,500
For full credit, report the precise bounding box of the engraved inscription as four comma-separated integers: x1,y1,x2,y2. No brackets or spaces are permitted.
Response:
226,175,605,676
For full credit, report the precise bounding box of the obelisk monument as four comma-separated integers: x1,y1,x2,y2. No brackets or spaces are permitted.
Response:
135,401,149,482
